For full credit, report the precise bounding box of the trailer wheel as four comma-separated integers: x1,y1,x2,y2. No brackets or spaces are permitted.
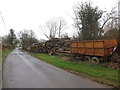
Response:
92,57,100,64
84,56,91,62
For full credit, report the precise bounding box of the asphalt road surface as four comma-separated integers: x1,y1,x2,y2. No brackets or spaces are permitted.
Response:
3,49,105,88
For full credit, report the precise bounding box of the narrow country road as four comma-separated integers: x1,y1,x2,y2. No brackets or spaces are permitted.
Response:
3,49,105,88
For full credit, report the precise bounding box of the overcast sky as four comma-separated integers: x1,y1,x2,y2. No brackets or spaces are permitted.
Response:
0,0,119,40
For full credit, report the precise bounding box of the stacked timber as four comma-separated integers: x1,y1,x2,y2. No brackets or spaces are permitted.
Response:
2,44,13,49
27,38,70,55
106,62,119,69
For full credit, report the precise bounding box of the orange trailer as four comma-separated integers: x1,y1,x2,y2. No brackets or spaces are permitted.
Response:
70,39,118,63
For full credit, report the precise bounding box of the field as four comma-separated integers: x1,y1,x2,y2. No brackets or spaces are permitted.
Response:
31,53,119,88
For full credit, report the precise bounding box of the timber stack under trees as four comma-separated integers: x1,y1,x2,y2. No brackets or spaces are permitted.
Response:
27,38,70,55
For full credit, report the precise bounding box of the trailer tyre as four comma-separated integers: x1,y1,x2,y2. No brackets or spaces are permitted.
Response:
84,56,91,62
92,57,100,64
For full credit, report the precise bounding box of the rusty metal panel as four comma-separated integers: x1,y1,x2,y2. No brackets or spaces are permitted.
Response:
104,40,112,48
85,48,94,55
104,48,109,56
104,47,114,56
70,39,118,56
110,40,118,47
94,48,105,56
78,42,84,47
78,48,85,54
104,40,110,48
104,40,118,48
94,41,104,48
85,41,94,48
71,47,78,53
70,42,77,47
109,40,117,47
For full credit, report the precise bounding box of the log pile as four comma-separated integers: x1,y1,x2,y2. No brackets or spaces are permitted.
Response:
106,62,119,69
2,44,13,49
27,38,71,55
111,53,120,62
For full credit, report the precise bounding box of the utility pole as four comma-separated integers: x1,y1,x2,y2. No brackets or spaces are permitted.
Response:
59,21,61,38
0,11,8,31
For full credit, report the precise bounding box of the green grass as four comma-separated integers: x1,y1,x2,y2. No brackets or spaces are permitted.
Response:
0,49,2,64
31,53,119,87
2,48,14,62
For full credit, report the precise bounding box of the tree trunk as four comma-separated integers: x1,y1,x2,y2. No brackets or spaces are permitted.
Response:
117,27,120,52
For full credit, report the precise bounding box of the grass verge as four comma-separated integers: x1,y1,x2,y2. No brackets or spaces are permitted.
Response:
0,50,2,64
31,53,119,88
2,48,14,63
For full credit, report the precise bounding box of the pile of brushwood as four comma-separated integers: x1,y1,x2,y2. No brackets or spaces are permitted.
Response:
108,49,120,69
2,44,13,49
27,38,71,55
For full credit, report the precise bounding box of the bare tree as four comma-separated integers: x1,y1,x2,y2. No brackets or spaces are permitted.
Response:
46,18,58,39
60,33,69,39
100,7,117,30
99,6,120,41
40,25,49,39
58,17,67,38
40,17,67,39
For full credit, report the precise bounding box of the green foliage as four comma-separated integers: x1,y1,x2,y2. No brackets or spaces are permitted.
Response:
32,53,119,86
2,35,9,44
2,29,17,46
2,48,14,62
74,2,103,40
8,29,16,45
